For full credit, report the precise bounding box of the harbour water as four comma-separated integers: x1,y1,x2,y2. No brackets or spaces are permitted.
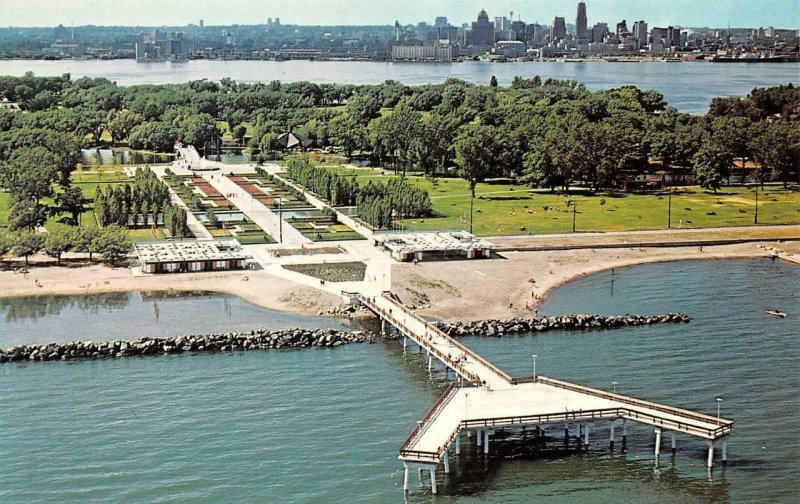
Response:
2,59,798,114
0,291,349,346
1,258,798,502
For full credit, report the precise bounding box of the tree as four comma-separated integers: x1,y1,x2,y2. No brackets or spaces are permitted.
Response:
106,109,144,144
374,104,423,175
693,143,729,192
454,124,503,232
128,121,177,152
0,229,12,259
44,224,73,265
57,185,85,224
1,146,60,216
455,124,502,197
233,125,248,145
8,198,48,231
346,92,381,125
206,209,220,229
94,224,131,266
412,113,459,175
329,114,367,158
73,226,100,261
12,230,45,265
749,121,800,187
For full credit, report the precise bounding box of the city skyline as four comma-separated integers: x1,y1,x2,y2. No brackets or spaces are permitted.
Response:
1,0,798,29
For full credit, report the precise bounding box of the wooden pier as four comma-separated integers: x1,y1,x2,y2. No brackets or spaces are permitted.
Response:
355,293,734,495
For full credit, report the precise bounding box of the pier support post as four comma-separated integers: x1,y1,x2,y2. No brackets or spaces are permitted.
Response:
671,432,676,454
707,440,715,468
403,336,407,352
403,464,409,492
654,428,662,462
455,433,461,455
430,468,437,494
622,419,627,443
428,354,432,373
418,468,423,484
583,424,590,446
484,430,490,454
381,319,386,335
443,450,450,474
721,439,728,466
477,430,482,447
610,422,615,449
564,424,570,445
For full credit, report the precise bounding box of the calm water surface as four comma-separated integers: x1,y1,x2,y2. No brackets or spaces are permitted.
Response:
1,258,798,502
2,59,799,114
0,291,348,346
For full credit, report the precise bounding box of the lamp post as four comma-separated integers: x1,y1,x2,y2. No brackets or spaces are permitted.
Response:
569,200,577,233
532,354,538,381
278,196,283,243
612,381,618,394
754,185,759,224
667,187,672,229
716,397,722,424
469,189,474,234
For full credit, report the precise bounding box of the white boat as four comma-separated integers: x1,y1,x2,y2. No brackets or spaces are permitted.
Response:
766,310,787,318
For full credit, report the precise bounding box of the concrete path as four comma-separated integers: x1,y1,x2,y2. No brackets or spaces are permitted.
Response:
200,172,311,246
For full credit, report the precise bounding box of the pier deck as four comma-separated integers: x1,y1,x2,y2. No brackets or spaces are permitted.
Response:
356,293,734,493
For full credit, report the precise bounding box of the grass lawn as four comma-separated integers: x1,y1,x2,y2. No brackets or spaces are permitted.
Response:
404,179,800,235
298,164,799,235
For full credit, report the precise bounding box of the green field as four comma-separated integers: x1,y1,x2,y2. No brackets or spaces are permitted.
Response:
299,165,799,235
411,178,799,235
0,166,169,242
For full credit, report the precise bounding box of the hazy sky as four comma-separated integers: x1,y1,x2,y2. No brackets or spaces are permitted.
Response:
1,0,798,29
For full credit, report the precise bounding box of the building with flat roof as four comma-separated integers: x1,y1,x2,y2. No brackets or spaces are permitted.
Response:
135,240,248,274
375,231,493,262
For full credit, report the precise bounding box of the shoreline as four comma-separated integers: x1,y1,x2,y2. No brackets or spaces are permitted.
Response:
392,240,800,323
1,241,797,324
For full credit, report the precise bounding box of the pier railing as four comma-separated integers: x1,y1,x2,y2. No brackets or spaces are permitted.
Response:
359,292,513,384
399,401,733,463
534,376,734,438
399,381,479,462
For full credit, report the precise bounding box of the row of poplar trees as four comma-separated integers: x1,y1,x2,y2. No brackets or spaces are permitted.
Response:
94,167,190,237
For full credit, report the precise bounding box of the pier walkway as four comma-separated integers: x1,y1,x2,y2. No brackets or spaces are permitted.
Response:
355,293,734,495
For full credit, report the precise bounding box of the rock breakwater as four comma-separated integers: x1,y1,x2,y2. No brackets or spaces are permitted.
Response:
438,313,690,337
0,328,377,363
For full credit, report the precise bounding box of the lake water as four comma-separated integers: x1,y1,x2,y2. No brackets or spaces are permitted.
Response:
0,291,349,346
3,59,799,114
1,258,798,502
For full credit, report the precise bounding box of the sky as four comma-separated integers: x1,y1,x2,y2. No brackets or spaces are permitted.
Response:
0,0,798,29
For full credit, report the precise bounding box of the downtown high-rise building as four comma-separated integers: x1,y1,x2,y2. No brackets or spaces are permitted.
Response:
470,10,494,46
551,17,567,40
576,2,588,41
633,20,648,47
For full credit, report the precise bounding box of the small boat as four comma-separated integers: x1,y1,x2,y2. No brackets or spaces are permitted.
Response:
766,310,787,318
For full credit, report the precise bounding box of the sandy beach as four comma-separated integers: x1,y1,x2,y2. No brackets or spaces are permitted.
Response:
0,259,343,317
1,239,797,323
392,240,799,322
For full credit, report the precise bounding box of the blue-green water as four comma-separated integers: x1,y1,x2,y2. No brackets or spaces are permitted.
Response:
1,258,798,502
2,59,799,114
0,292,348,346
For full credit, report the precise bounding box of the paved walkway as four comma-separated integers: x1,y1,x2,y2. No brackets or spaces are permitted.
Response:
201,172,310,246
147,166,212,240
262,164,375,241
491,225,800,251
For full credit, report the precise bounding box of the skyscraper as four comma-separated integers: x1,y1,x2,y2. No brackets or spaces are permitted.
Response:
576,2,588,41
551,17,567,40
633,20,648,47
471,10,494,46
